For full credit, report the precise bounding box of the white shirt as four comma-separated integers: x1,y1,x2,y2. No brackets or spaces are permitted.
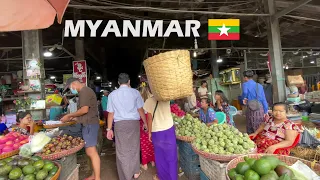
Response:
107,85,144,122
198,87,208,97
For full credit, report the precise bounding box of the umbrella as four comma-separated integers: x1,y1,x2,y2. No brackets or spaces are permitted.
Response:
0,0,70,32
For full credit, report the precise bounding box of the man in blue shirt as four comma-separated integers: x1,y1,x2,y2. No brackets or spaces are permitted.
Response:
106,73,147,180
241,70,269,134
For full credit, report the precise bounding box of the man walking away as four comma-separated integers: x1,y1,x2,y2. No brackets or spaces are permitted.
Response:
106,73,148,180
241,70,269,134
61,78,101,180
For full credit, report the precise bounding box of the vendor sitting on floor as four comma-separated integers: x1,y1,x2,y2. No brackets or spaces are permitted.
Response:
199,98,218,126
13,111,34,135
249,102,302,155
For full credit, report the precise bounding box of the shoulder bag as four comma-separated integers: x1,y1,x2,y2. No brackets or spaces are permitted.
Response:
247,83,261,111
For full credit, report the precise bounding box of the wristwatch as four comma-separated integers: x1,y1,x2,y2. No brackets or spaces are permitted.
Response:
106,128,111,131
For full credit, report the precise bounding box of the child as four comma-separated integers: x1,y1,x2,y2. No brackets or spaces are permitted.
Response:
14,111,34,135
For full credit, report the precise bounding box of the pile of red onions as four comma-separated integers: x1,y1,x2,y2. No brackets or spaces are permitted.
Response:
170,104,185,117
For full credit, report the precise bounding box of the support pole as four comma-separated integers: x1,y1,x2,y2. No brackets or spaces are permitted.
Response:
244,50,248,70
21,30,46,119
272,0,312,21
264,0,286,103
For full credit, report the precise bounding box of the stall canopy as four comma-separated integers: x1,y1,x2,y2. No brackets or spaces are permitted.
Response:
0,0,70,32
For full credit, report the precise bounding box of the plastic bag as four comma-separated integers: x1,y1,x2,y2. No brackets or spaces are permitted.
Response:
30,132,51,153
19,143,33,158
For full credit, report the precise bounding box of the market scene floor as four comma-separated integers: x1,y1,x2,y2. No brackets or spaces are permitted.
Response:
78,115,247,180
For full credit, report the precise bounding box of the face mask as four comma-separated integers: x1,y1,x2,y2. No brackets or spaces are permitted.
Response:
70,87,78,94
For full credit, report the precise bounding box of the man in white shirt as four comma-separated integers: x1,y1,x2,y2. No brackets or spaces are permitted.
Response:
198,80,208,97
106,73,147,180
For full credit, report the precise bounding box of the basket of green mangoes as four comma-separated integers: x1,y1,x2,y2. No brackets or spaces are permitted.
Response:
0,155,61,180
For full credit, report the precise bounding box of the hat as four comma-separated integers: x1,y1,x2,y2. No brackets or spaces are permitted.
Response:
63,77,79,92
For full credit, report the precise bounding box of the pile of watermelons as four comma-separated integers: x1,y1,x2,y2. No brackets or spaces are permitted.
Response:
0,155,58,180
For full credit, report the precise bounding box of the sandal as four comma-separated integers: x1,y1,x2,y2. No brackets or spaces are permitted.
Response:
134,170,142,179
140,164,148,170
153,174,159,180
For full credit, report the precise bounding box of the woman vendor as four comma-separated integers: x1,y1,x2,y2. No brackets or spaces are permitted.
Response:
14,111,34,135
214,90,235,126
199,98,218,126
249,102,302,155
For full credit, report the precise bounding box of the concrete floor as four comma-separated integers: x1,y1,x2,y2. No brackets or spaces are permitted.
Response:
78,115,247,180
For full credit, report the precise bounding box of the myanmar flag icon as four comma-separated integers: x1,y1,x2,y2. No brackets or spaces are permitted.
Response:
208,19,240,40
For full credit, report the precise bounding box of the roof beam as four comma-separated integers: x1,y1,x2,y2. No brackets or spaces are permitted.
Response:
272,0,312,21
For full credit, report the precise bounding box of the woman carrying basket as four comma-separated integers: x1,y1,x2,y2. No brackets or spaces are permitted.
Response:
144,95,178,180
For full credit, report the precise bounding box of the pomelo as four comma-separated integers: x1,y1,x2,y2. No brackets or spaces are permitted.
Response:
252,159,272,176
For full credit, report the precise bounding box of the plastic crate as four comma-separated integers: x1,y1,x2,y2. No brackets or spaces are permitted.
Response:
180,155,201,179
177,140,196,155
179,149,199,164
199,156,227,180
66,164,80,180
200,169,210,180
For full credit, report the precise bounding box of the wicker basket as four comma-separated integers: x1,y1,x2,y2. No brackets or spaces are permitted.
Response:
36,143,84,160
143,50,193,101
191,143,257,162
43,121,76,129
51,162,62,180
176,135,195,143
0,149,19,160
225,154,320,180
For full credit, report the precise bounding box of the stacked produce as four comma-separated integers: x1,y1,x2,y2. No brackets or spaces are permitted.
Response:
192,123,255,155
170,104,185,117
0,132,29,154
40,134,84,155
0,155,59,180
305,127,320,140
228,155,308,180
175,114,205,137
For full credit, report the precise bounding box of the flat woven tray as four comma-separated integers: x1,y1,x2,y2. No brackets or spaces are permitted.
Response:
36,143,85,160
0,149,19,160
176,135,195,143
43,121,76,129
191,143,257,162
51,162,62,180
225,154,320,180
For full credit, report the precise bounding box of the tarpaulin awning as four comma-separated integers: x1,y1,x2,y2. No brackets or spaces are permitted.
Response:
0,0,70,32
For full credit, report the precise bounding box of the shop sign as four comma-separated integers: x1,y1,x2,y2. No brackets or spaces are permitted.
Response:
73,60,87,85
63,74,73,84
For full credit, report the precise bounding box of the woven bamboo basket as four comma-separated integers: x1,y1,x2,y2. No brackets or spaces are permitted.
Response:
36,143,84,160
51,162,62,180
0,149,19,160
176,135,195,142
225,154,320,180
143,50,193,101
191,143,257,162
43,121,76,129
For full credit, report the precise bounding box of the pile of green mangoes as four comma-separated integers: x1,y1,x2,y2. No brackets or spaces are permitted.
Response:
228,155,308,180
0,156,58,180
